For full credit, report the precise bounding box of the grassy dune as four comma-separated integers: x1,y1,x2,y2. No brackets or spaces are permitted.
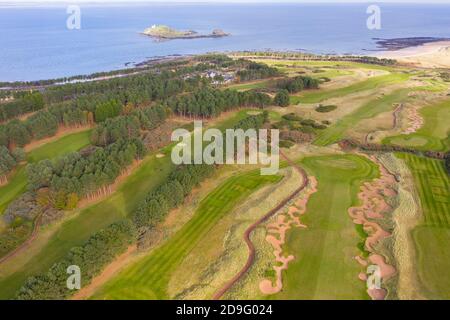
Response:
397,153,450,299
313,88,413,146
269,154,379,300
92,170,281,300
291,73,409,104
0,129,91,214
383,99,450,152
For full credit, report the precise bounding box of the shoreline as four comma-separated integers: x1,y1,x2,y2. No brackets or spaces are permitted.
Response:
374,41,450,68
2,40,449,87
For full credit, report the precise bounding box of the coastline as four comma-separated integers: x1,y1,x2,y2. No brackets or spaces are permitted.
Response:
2,40,449,87
374,41,450,68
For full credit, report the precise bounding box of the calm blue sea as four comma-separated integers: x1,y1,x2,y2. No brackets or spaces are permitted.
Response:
0,3,449,81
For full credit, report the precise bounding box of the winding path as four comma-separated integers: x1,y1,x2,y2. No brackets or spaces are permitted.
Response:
212,151,309,300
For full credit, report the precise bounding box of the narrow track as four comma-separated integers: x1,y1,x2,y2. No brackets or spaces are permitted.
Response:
212,151,309,300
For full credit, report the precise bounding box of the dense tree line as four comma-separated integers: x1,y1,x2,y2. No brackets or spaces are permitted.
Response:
91,105,168,146
236,62,280,82
27,138,145,203
276,75,319,93
0,146,23,184
0,66,209,150
94,99,123,123
167,87,272,118
0,103,90,150
13,111,266,299
133,164,215,229
0,92,45,123
16,220,137,300
43,68,207,105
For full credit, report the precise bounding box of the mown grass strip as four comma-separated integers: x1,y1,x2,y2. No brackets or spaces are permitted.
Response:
93,171,281,300
291,73,409,104
396,153,450,299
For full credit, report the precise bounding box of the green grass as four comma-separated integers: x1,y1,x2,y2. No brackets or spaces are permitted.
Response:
0,110,258,299
291,73,409,104
313,88,413,146
396,153,450,299
92,170,282,300
383,99,450,152
268,154,379,300
253,59,395,72
227,80,273,91
0,152,174,299
0,129,92,215
26,129,92,163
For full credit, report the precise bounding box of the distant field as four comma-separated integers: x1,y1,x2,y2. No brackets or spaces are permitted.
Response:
383,100,450,152
92,170,281,300
0,129,91,215
291,73,409,104
249,59,394,72
313,88,413,146
397,153,450,299
268,154,379,299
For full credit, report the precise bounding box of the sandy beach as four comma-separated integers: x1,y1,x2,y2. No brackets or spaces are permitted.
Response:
376,41,450,68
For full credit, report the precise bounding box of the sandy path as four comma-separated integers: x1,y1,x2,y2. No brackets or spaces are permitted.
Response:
71,245,137,300
212,151,310,300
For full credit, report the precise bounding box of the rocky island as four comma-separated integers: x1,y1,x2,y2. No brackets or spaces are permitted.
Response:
142,24,230,40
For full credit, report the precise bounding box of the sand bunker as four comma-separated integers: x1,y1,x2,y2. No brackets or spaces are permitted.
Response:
403,106,424,135
259,176,318,295
348,156,398,300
